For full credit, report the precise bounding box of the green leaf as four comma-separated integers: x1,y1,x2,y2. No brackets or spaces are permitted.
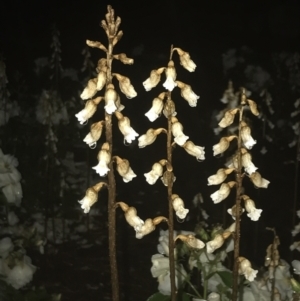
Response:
146,292,171,301
216,271,233,288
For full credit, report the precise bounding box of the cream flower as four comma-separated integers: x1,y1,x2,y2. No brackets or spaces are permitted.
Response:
213,136,236,156
115,112,139,144
241,150,258,174
249,172,270,188
176,81,199,107
145,93,165,122
113,73,137,98
171,194,189,219
175,234,205,249
136,217,167,239
96,70,106,91
207,168,234,185
182,140,205,161
138,128,166,148
171,117,189,146
80,78,98,100
174,48,196,72
227,205,245,220
163,99,177,118
218,109,239,128
241,121,257,149
206,234,225,253
144,162,164,185
117,203,144,231
104,84,118,114
92,143,111,176
115,157,136,183
143,68,165,91
163,60,177,91
75,97,102,124
238,257,258,282
78,183,105,213
210,181,235,204
83,121,104,148
243,195,262,221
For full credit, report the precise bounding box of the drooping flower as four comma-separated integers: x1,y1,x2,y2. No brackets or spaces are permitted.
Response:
144,162,164,185
241,121,257,149
174,48,196,72
113,73,137,98
213,136,237,156
115,156,136,182
83,121,104,148
210,181,236,204
80,78,98,100
227,204,245,220
78,182,106,213
75,97,102,124
218,108,239,128
171,117,189,146
171,194,189,219
207,168,234,185
104,84,118,114
143,68,165,91
241,149,258,174
163,60,177,91
115,111,139,144
175,234,205,249
206,234,225,253
113,53,134,65
247,99,259,116
249,172,270,188
92,142,111,176
243,195,262,221
176,81,199,107
138,128,166,148
145,93,165,122
117,202,144,231
96,70,106,91
136,217,167,239
182,140,205,161
238,257,258,282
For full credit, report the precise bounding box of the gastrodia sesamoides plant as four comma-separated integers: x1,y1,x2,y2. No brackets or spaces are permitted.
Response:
129,46,202,301
75,6,137,301
209,88,268,301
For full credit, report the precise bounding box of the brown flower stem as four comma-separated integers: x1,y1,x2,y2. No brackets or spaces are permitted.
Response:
166,93,177,301
232,93,245,301
105,25,119,301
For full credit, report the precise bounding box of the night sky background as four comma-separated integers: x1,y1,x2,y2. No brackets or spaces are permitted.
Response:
1,0,300,300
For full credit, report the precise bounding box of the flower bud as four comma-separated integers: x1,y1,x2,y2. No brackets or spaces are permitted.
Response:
113,53,133,65
247,99,259,116
161,170,176,186
175,234,205,249
86,39,107,52
113,73,137,98
143,68,165,91
210,181,236,204
213,136,237,156
207,168,234,185
174,48,196,72
163,99,177,118
80,78,98,100
104,84,118,114
218,109,239,128
96,70,107,91
176,81,199,107
163,60,177,91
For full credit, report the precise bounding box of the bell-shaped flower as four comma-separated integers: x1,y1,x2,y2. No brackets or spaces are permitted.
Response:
241,121,257,149
176,81,199,107
80,78,98,100
182,141,205,161
243,195,262,221
210,181,236,204
117,202,144,231
227,204,245,220
174,47,196,72
241,149,258,174
207,168,234,186
238,257,258,282
175,234,205,249
250,172,270,188
292,260,300,275
113,53,134,65
247,99,259,116
171,194,189,219
171,117,189,146
144,162,164,185
150,254,187,296
143,68,165,91
145,93,165,122
218,108,239,128
136,216,167,239
115,111,139,144
138,128,166,148
115,156,136,182
75,97,102,124
163,60,177,91
163,99,177,118
213,136,236,156
113,73,137,99
92,142,111,176
83,121,104,148
78,182,106,213
104,84,118,114
206,234,225,253
96,70,106,91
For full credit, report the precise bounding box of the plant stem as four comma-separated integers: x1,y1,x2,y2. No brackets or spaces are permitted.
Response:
167,94,177,301
232,92,245,301
105,37,119,301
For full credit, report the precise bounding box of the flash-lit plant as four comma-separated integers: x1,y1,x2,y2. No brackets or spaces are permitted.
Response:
75,6,138,301
208,88,269,301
